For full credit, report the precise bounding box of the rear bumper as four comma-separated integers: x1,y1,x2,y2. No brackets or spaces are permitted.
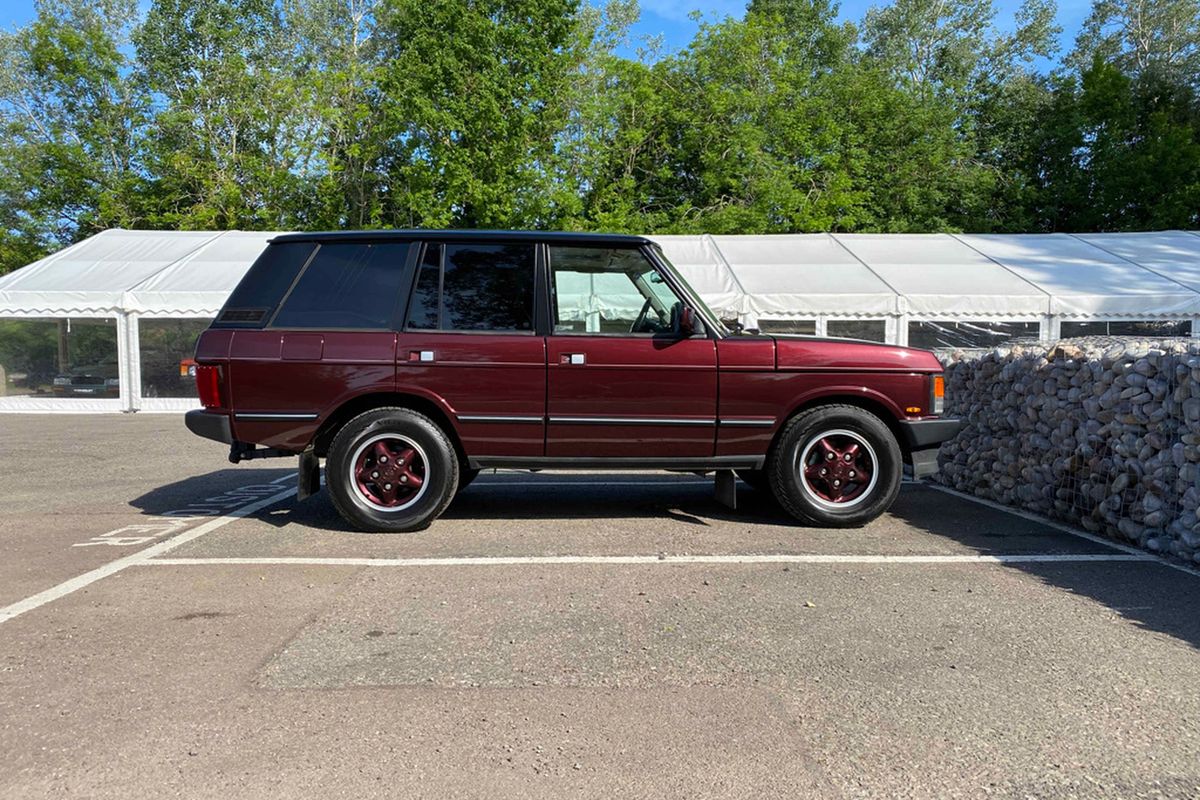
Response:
185,409,233,445
898,417,963,479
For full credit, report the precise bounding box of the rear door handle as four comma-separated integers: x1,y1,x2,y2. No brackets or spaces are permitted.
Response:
408,350,435,362
559,353,585,365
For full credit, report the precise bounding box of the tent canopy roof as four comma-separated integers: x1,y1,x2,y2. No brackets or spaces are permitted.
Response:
1,228,1198,320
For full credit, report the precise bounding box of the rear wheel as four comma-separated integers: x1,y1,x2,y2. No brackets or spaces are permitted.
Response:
768,404,901,527
327,407,458,532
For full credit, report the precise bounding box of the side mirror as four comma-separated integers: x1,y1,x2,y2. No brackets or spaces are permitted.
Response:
671,303,696,337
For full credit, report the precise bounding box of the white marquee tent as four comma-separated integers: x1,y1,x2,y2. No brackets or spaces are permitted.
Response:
1,228,1198,412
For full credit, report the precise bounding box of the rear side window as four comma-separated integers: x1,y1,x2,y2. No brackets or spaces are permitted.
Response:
272,242,413,329
216,242,315,326
405,242,535,332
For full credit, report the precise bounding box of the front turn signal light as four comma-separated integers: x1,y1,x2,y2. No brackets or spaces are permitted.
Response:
932,374,945,415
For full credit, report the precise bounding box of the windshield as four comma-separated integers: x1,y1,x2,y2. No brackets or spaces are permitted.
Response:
649,244,730,337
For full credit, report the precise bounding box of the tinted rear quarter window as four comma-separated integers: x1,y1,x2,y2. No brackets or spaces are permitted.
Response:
273,242,413,329
216,242,315,326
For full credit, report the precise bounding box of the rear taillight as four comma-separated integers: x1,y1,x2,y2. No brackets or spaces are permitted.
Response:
931,374,945,415
196,365,223,408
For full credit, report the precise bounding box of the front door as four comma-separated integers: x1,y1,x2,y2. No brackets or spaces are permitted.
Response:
544,244,718,459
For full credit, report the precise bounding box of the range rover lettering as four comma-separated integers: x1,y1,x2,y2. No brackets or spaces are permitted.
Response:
185,231,961,532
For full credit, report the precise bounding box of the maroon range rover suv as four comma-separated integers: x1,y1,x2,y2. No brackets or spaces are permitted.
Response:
185,230,960,532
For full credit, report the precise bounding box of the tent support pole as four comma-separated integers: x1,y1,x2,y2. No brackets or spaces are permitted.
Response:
1041,315,1060,342
115,313,135,412
127,314,142,412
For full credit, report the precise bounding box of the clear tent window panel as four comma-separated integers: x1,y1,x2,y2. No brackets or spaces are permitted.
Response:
1061,321,1192,338
827,320,886,342
0,318,119,399
907,320,1039,350
757,319,816,335
138,319,212,399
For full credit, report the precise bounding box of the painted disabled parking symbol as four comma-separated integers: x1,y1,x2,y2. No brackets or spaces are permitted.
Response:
73,483,289,547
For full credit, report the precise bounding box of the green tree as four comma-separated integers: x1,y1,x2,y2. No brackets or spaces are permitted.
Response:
134,0,308,229
0,0,145,272
372,0,585,228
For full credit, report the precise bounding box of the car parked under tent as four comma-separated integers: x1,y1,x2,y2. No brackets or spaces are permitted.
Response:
1,227,1198,413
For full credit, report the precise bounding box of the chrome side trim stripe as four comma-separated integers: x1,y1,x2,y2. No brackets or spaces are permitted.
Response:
234,412,319,420
550,416,715,426
455,415,773,427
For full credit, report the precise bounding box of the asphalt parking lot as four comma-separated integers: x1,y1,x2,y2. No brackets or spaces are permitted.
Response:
2,415,1199,799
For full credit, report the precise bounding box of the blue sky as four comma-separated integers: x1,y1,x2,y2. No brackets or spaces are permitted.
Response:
2,0,1094,66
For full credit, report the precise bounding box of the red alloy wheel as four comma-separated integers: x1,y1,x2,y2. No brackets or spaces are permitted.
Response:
351,435,428,511
798,429,878,507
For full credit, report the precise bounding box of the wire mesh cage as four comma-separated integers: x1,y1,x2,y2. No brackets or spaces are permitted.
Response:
936,337,1200,562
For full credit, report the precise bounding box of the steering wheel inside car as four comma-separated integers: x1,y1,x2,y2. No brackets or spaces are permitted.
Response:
630,296,655,333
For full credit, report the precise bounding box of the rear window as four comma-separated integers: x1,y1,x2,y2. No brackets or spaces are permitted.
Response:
405,242,536,332
272,242,414,329
216,242,315,326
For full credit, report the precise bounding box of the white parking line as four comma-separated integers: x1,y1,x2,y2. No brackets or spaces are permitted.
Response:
0,477,298,626
143,553,1155,568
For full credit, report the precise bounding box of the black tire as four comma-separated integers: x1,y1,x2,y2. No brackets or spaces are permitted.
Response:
326,407,459,533
457,467,482,492
767,404,902,527
735,468,770,491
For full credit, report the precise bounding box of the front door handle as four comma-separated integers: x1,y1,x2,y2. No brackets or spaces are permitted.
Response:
559,353,586,365
408,350,435,363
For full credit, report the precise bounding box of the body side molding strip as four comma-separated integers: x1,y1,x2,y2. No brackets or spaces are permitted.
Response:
234,412,320,421
549,416,715,426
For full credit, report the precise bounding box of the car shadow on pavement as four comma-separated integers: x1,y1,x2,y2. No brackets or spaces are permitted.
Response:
889,483,1200,652
129,468,297,516
244,475,798,533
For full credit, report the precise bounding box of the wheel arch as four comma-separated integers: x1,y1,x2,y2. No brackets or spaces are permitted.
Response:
772,390,909,459
313,391,466,466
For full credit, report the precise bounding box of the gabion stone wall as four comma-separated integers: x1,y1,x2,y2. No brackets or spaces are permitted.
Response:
936,337,1200,563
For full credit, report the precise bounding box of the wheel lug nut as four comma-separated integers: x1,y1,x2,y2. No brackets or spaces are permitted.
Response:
833,480,840,487
380,456,388,463
384,483,392,490
826,453,834,460
849,471,856,478
401,476,408,483
372,471,379,478
844,454,852,461
820,468,827,476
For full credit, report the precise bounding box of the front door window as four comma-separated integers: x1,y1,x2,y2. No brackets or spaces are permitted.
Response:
549,247,687,336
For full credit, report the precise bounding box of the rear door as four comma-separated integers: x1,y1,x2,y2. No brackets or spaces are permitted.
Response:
396,240,546,458
544,245,718,459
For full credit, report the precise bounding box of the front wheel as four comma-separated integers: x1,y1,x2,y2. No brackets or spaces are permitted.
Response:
768,405,902,527
326,407,459,532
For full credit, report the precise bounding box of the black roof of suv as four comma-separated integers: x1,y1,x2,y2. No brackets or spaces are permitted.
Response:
271,230,654,246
